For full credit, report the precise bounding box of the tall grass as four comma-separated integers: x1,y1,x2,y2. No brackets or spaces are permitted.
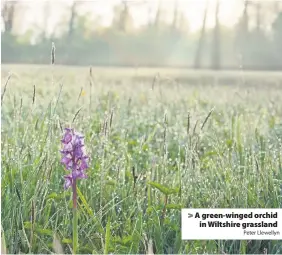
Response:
1,65,282,254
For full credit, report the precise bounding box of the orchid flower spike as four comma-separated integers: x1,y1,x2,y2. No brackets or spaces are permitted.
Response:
60,128,89,189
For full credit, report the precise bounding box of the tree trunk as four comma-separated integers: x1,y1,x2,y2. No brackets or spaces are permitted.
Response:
194,0,209,69
211,0,220,70
243,0,249,34
256,2,261,32
119,2,128,32
154,0,161,29
171,0,178,31
68,2,77,38
235,0,249,67
2,1,17,33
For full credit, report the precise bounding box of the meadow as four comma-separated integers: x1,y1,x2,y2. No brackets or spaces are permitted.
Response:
1,64,282,254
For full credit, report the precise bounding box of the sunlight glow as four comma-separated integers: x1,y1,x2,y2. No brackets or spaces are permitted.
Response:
13,0,243,36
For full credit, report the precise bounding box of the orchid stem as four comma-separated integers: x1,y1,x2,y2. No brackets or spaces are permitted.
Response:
72,180,78,254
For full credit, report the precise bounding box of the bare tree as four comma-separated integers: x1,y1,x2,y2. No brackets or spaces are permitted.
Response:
68,2,77,37
118,1,129,32
255,2,261,32
112,1,133,32
242,0,250,34
1,0,17,33
211,0,220,70
234,0,250,65
171,0,178,31
154,0,162,29
194,0,209,68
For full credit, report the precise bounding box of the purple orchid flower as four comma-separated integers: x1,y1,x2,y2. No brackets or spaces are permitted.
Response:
60,128,89,190
60,128,89,253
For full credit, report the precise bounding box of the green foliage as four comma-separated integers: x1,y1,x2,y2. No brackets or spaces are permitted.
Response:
104,218,111,254
148,181,180,196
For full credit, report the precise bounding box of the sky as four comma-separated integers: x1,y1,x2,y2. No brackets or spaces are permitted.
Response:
10,0,246,35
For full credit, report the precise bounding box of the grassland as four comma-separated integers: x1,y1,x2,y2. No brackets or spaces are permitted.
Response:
1,64,282,254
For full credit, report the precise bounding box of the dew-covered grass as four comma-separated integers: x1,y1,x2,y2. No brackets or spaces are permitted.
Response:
1,64,282,254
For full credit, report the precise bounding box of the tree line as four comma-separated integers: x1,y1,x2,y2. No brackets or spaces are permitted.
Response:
2,0,282,70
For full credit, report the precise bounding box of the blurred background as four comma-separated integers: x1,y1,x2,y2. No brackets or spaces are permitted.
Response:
1,0,282,70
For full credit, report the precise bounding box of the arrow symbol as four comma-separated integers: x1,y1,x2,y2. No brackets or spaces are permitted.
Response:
187,213,193,218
